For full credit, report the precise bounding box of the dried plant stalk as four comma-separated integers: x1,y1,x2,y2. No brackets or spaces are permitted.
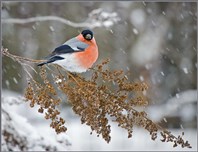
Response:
2,48,192,148
24,66,67,134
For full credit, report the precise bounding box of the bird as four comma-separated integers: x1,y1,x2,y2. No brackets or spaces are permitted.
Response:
38,29,98,73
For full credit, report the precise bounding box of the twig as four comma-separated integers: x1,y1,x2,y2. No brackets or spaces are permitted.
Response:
2,48,43,80
67,72,81,86
2,16,93,28
2,48,45,63
2,8,120,29
2,48,81,86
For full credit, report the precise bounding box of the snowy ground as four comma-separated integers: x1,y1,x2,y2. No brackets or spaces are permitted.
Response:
2,90,71,151
65,119,197,151
2,90,197,151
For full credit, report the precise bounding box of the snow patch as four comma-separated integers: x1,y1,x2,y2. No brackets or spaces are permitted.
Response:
139,75,144,81
162,11,166,16
130,9,146,28
160,71,165,76
132,28,139,35
2,91,71,151
183,67,188,74
13,77,18,84
49,26,55,32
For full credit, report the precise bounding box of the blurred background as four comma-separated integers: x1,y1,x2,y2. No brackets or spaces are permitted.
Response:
2,1,197,151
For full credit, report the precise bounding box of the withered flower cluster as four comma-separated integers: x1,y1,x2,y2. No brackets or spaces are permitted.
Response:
24,67,67,134
2,48,191,148
23,59,192,148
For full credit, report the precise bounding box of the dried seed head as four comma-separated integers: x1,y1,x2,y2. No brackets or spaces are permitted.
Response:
22,59,192,148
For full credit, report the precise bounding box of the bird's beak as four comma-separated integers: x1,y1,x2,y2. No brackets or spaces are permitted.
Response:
85,34,92,40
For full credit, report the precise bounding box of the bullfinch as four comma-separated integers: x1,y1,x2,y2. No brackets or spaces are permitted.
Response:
38,29,98,73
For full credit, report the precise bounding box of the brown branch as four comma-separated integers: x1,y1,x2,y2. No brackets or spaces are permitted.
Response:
2,47,192,149
2,48,46,63
2,48,81,86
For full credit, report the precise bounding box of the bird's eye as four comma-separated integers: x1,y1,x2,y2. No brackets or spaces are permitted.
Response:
85,34,92,40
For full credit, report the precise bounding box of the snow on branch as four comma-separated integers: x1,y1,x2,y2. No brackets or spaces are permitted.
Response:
2,8,120,29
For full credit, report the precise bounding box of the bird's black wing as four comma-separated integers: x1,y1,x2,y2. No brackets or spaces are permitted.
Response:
38,38,89,66
37,56,64,66
52,45,78,55
47,37,89,58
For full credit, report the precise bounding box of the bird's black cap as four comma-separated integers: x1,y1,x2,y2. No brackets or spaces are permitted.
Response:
81,29,93,40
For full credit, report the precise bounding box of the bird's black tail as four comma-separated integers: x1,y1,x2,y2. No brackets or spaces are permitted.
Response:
37,56,64,66
37,62,47,66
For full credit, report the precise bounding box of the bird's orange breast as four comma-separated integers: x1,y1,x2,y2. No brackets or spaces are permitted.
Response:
75,35,98,69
